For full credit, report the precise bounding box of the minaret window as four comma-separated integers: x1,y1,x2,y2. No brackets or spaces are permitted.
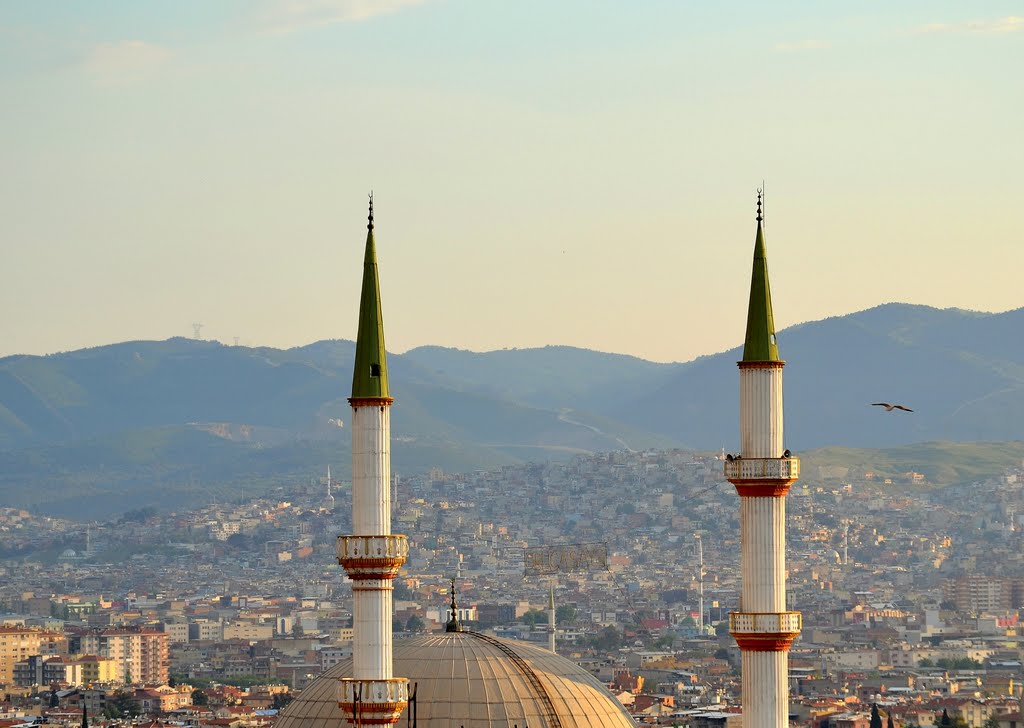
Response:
370,363,381,377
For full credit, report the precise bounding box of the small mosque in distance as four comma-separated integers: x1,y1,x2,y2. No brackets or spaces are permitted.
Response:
277,191,798,726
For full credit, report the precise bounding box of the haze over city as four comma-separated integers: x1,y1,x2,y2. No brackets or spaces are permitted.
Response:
2,1,1022,362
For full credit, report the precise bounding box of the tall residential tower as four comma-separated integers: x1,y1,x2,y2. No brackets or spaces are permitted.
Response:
725,192,801,728
336,197,409,725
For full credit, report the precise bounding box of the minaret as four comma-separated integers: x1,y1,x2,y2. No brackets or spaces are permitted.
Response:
547,581,557,653
725,190,801,728
323,466,336,511
695,533,704,635
336,195,409,725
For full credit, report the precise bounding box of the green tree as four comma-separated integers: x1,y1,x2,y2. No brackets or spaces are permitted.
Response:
653,635,674,650
589,626,623,652
109,692,140,718
520,609,546,627
871,704,883,728
406,615,425,632
271,693,293,710
556,605,577,625
938,708,952,728
192,689,209,706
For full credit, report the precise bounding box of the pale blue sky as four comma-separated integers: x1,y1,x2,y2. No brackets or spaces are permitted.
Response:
2,1,1021,362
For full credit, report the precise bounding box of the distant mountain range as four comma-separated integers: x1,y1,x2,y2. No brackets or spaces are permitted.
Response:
1,302,1022,518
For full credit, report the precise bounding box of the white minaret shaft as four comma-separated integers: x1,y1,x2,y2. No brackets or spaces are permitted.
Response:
725,191,800,728
351,405,393,679
548,581,557,653
696,534,705,635
351,406,391,534
336,196,408,726
740,365,784,458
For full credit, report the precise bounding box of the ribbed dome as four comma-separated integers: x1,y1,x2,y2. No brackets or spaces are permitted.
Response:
278,631,636,727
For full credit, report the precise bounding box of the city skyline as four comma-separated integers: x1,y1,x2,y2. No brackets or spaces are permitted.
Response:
2,1,1022,362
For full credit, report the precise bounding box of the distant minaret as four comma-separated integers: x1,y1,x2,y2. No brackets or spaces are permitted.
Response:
323,466,336,511
695,533,704,635
547,581,557,653
336,195,409,725
724,190,801,728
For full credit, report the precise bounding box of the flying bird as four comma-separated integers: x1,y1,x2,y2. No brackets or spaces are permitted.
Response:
783,449,792,458
871,402,913,412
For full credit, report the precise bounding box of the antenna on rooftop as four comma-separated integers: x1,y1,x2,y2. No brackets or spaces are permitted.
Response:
192,323,204,340
233,336,240,346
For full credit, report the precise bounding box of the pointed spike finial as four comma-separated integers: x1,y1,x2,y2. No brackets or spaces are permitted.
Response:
446,577,462,632
756,187,763,224
368,191,374,231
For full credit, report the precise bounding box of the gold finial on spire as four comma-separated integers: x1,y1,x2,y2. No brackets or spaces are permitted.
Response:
368,191,374,231
756,187,763,224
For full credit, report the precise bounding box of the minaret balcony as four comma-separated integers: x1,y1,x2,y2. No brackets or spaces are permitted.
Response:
338,678,408,725
729,611,801,652
337,535,408,579
724,457,799,495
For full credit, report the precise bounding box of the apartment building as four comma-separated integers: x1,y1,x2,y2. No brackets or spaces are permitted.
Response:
69,629,169,685
0,626,67,686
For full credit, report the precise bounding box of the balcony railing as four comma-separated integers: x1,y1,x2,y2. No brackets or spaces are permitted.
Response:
729,611,802,634
336,534,409,562
338,678,409,723
724,457,800,481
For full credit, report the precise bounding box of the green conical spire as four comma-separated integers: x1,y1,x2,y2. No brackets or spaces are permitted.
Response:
741,190,780,362
351,193,390,399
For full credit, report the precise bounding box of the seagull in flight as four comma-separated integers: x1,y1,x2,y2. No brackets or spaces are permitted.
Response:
871,402,913,412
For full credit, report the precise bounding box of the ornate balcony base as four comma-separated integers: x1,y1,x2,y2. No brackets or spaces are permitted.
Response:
337,535,408,579
338,678,408,725
725,457,800,497
730,611,801,652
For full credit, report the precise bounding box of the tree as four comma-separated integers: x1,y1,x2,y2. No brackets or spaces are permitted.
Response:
271,693,293,710
192,689,209,706
871,704,883,728
589,626,623,652
888,711,896,728
108,692,140,718
556,605,577,625
653,635,674,650
405,615,425,633
938,708,952,728
520,609,546,627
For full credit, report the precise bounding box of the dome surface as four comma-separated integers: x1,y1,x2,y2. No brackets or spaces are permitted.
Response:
278,631,636,727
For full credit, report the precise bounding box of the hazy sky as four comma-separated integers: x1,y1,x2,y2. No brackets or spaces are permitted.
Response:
2,1,1021,362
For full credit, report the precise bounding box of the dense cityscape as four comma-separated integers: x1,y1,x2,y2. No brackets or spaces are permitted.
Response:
2,446,1024,727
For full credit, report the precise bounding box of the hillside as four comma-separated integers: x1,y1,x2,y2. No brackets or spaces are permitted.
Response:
798,440,1024,486
1,302,1022,517
615,304,1024,449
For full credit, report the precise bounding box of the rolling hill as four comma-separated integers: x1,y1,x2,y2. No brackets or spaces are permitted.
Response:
1,302,1022,518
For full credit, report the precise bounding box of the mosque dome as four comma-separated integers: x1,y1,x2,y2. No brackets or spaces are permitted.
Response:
277,631,637,727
